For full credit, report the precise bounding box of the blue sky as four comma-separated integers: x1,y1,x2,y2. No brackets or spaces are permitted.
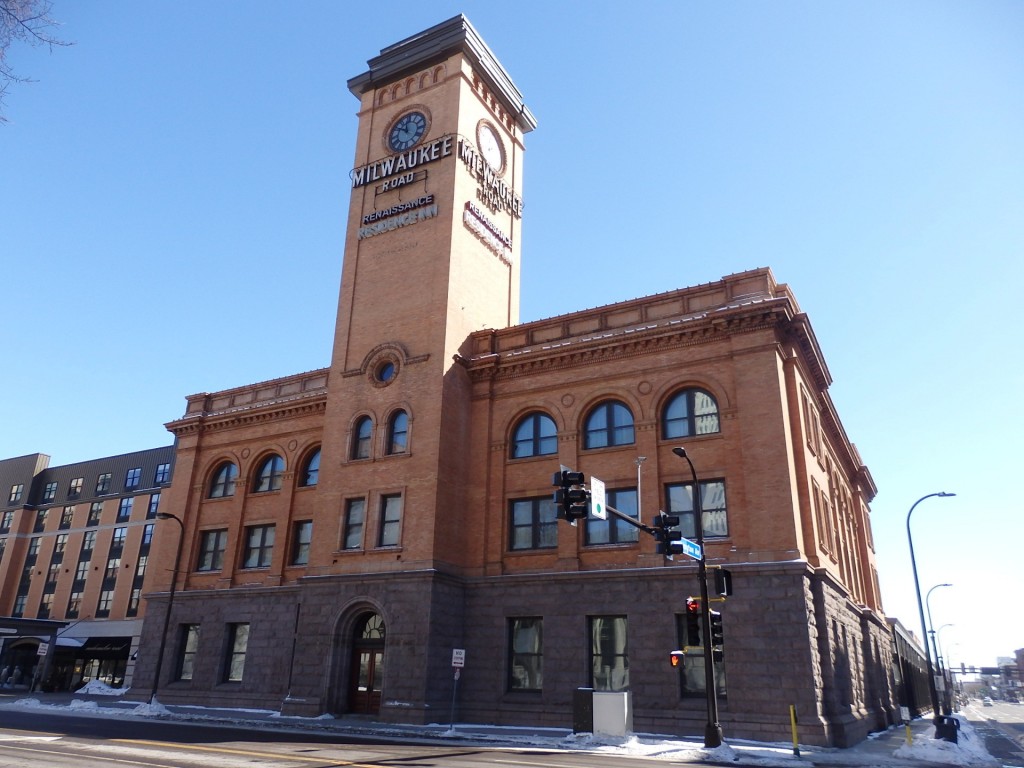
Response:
3,2,1022,670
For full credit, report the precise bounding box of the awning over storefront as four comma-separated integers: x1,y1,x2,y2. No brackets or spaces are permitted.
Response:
79,637,131,658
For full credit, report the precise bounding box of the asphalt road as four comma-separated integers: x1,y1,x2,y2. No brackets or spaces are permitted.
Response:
961,699,1024,766
0,708,699,768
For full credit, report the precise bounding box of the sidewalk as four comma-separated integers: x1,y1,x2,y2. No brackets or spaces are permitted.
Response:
0,689,997,768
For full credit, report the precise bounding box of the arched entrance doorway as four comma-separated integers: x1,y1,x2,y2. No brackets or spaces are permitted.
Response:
348,612,385,715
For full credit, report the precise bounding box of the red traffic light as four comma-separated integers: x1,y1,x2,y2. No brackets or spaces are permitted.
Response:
686,597,701,613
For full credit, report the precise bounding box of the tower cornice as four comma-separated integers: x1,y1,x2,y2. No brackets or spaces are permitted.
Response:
347,14,537,133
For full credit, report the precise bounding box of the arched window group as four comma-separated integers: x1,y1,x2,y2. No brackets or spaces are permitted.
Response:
508,387,720,459
206,446,322,499
349,410,410,460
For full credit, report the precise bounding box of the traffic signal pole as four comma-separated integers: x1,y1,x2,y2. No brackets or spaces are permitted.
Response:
673,447,723,749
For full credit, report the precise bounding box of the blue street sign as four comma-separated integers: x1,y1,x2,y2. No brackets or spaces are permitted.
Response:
680,536,702,561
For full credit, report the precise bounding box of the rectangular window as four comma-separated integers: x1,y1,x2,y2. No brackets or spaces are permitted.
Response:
135,554,148,578
8,484,23,504
509,497,557,551
111,526,128,548
47,562,62,584
87,502,103,525
585,488,639,545
378,494,402,547
509,617,543,691
197,529,228,571
96,589,114,617
177,624,201,681
142,523,154,546
242,525,275,569
125,467,142,489
43,481,58,502
60,506,75,528
95,473,111,494
590,615,629,692
54,533,69,554
0,510,11,532
117,497,133,521
664,480,729,539
104,557,121,580
28,536,41,556
13,593,27,617
34,509,48,532
38,593,54,619
127,587,142,616
343,499,365,549
74,560,90,581
224,623,250,682
291,520,312,565
68,477,83,498
0,537,5,560
155,463,171,484
675,612,727,697
146,493,161,518
81,530,97,553
66,591,83,618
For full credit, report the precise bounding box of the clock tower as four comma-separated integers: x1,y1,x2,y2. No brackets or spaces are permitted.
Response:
317,16,536,573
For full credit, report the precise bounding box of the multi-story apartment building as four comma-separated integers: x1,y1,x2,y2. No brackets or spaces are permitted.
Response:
0,446,174,690
125,16,897,746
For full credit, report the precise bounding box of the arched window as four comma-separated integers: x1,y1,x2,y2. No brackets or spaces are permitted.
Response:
511,412,557,459
300,448,321,487
208,462,238,499
662,388,720,439
352,416,373,460
253,454,285,493
387,410,408,455
584,401,635,449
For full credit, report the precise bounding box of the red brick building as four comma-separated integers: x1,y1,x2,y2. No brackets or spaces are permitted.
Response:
131,16,895,746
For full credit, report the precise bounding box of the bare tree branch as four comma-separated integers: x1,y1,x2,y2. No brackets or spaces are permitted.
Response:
1,0,71,122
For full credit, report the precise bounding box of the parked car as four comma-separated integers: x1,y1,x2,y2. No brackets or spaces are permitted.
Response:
982,696,993,706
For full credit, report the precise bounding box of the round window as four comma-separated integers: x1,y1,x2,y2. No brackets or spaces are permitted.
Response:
376,361,396,383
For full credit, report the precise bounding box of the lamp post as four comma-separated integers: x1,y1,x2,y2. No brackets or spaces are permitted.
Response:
936,624,955,715
149,512,184,705
906,492,954,735
925,583,952,680
672,446,723,748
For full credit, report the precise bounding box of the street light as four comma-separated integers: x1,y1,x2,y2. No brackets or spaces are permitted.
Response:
936,624,956,715
925,583,952,679
906,492,955,737
672,446,723,748
149,512,185,705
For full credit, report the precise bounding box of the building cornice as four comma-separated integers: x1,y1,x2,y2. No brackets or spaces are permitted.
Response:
347,14,537,133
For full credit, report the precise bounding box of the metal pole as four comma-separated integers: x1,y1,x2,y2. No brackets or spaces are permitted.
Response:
925,583,951,688
906,492,954,731
149,512,184,704
673,446,722,748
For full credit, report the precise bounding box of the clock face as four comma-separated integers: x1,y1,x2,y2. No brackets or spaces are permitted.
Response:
477,122,505,172
388,111,427,152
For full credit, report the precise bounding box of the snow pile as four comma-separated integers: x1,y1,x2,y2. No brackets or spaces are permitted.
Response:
894,717,1001,767
131,699,172,716
75,680,126,696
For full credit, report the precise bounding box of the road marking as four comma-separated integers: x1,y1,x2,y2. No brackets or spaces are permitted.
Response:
0,742,177,767
114,739,389,766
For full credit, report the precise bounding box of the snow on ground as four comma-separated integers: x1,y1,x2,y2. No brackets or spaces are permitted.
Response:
0,695,1002,768
74,680,126,696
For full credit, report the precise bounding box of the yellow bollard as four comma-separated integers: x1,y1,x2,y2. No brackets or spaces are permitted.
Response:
790,704,800,756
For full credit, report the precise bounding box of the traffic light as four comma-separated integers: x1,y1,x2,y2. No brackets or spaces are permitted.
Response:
552,470,589,522
709,609,724,647
713,568,733,596
653,512,683,556
670,650,685,668
685,597,701,646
